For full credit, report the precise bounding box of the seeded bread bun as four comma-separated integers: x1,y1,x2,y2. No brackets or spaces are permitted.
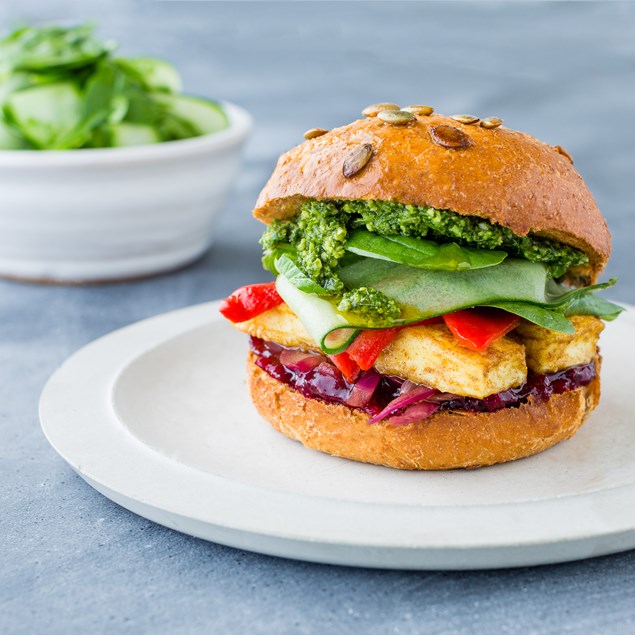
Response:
253,113,610,280
247,353,601,470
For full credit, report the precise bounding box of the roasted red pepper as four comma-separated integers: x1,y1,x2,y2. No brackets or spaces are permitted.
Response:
346,318,441,370
219,282,283,323
328,352,361,383
442,308,520,352
346,318,442,370
345,328,402,371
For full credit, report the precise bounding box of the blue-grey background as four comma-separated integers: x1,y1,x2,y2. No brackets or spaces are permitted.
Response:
2,1,634,633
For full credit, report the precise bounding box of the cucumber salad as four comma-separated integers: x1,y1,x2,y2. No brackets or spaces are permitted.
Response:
0,24,229,150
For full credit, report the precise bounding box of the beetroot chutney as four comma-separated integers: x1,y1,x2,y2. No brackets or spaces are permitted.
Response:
249,336,596,418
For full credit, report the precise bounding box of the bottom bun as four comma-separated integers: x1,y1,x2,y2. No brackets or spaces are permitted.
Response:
247,353,601,470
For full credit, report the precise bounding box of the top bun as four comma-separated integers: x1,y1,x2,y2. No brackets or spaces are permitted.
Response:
253,112,611,278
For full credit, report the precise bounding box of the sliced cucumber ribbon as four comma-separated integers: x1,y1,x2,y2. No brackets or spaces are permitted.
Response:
275,275,359,354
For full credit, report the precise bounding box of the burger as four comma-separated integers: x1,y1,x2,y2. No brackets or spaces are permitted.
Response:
219,103,622,470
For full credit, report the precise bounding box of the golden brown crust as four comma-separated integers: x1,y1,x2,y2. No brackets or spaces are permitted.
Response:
253,114,611,278
247,353,601,470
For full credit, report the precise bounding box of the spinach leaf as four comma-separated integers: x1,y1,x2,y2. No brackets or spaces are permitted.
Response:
562,292,623,320
261,243,297,275
52,61,125,149
275,253,331,296
115,57,181,93
483,302,575,333
345,230,508,271
0,25,112,73
545,277,619,308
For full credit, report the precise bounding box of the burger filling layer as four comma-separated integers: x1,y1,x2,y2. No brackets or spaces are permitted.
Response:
236,303,603,399
222,196,619,428
250,336,596,425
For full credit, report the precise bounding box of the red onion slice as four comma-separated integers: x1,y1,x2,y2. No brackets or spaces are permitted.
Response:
314,361,341,380
279,348,325,372
425,391,460,403
346,369,381,408
386,401,439,426
399,379,419,394
369,384,438,424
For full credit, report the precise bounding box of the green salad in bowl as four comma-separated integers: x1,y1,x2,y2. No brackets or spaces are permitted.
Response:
0,23,229,150
0,23,251,282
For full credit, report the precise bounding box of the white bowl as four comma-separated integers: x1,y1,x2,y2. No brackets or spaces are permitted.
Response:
0,101,252,283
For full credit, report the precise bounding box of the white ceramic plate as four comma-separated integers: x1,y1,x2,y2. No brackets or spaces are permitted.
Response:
40,302,635,570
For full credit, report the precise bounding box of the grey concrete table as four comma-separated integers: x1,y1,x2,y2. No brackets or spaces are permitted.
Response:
3,2,635,633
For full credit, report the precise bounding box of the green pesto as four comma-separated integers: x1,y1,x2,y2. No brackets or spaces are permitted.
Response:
342,200,588,277
337,287,401,327
260,201,347,294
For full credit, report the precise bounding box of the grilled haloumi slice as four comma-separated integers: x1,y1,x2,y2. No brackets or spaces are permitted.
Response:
515,315,603,374
373,323,526,399
236,304,527,399
236,302,316,350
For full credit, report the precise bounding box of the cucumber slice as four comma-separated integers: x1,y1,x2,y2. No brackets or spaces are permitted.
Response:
275,274,359,355
0,73,32,105
0,118,28,149
4,82,83,149
155,93,229,136
109,122,160,147
117,57,182,93
339,258,552,312
0,71,70,106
